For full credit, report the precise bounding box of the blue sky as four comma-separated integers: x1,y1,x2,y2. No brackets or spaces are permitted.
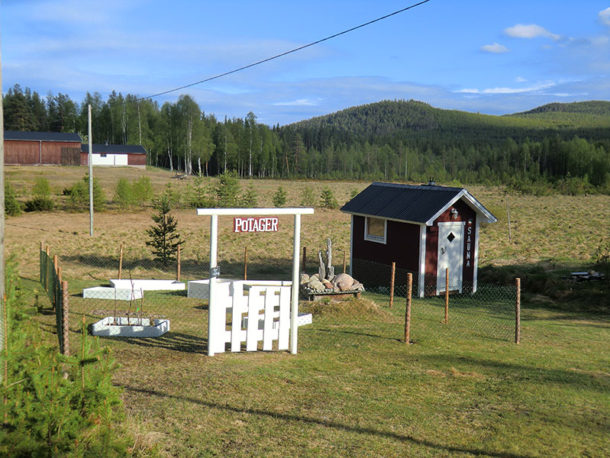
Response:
2,0,610,125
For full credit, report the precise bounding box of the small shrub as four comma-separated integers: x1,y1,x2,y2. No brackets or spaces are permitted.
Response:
132,176,154,204
25,177,54,211
300,186,316,207
69,174,106,211
5,182,22,216
188,176,213,208
24,197,54,212
320,187,338,209
272,186,287,207
114,178,133,208
241,183,259,207
32,177,51,199
215,172,241,207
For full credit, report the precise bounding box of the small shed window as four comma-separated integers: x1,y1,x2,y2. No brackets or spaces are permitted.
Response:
365,217,387,244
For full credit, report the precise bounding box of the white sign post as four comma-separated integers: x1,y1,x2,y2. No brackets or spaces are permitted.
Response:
197,207,314,355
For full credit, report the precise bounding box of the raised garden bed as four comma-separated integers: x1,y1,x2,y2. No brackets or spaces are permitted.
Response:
90,316,170,338
302,289,362,301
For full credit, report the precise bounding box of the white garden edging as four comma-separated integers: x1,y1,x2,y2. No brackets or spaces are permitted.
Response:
110,279,185,291
90,316,170,337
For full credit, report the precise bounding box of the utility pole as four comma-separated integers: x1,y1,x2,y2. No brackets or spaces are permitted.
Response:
0,36,6,372
88,104,94,236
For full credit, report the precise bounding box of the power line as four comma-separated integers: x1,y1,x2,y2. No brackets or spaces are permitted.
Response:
138,0,431,101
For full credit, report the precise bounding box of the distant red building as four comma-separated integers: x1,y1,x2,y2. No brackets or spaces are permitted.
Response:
3,131,147,167
4,131,82,165
341,182,497,296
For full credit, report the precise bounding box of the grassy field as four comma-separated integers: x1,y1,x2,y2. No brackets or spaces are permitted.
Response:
6,166,610,456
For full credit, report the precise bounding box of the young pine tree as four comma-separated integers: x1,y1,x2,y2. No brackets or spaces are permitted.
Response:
146,195,184,267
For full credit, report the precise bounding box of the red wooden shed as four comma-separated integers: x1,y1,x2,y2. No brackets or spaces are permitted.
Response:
4,130,82,165
341,182,497,296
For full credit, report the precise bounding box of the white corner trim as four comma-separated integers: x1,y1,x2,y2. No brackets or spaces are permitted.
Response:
424,189,497,225
349,215,354,276
425,190,466,225
473,218,480,293
418,224,426,298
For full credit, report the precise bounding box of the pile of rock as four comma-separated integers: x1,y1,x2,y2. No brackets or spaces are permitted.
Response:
300,272,364,295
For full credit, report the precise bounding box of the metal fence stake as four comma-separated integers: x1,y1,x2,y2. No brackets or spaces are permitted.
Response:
62,281,70,356
515,278,521,344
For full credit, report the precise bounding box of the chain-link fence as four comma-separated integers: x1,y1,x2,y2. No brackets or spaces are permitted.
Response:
39,239,520,361
356,259,520,343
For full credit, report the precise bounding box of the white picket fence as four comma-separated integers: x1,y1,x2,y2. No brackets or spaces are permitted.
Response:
205,280,311,355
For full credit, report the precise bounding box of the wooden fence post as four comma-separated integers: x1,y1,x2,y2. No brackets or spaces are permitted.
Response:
405,273,412,344
62,281,70,356
515,278,521,344
389,262,396,308
444,267,449,324
343,251,347,274
3,294,7,423
243,246,248,281
302,246,307,273
45,246,50,292
177,244,181,282
118,243,124,280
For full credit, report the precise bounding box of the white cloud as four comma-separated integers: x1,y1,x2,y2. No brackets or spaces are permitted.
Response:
599,7,610,26
481,43,509,53
515,76,527,83
455,81,556,95
504,24,560,40
273,98,319,107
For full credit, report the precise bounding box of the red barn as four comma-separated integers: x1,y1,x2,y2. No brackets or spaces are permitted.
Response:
341,182,497,296
4,131,82,165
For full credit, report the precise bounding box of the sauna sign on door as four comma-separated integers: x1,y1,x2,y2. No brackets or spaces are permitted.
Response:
233,216,279,233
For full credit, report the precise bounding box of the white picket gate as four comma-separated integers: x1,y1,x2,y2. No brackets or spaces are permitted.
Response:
208,281,295,354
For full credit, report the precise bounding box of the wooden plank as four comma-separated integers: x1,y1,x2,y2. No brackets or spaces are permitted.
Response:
209,281,230,355
246,288,263,351
231,286,245,352
262,287,277,351
278,287,290,350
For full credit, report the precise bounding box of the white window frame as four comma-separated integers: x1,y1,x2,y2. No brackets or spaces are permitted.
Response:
364,217,387,244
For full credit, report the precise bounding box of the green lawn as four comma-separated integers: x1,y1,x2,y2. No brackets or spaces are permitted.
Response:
27,277,609,457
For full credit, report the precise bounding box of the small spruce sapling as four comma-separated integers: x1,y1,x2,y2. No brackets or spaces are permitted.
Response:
272,186,287,207
146,194,184,267
320,187,338,209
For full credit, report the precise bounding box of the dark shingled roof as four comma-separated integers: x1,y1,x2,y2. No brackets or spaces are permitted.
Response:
81,144,147,154
4,130,82,142
341,182,496,225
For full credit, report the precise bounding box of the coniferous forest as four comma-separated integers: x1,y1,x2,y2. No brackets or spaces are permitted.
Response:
3,84,609,194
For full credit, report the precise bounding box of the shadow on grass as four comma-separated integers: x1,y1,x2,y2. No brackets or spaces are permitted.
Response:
307,327,402,343
118,384,528,457
420,354,609,393
97,331,207,354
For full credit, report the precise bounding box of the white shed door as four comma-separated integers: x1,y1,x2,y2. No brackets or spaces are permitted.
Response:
437,222,464,292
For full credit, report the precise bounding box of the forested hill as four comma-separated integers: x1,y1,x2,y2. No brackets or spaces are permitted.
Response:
512,100,610,116
288,99,610,147
282,99,609,193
